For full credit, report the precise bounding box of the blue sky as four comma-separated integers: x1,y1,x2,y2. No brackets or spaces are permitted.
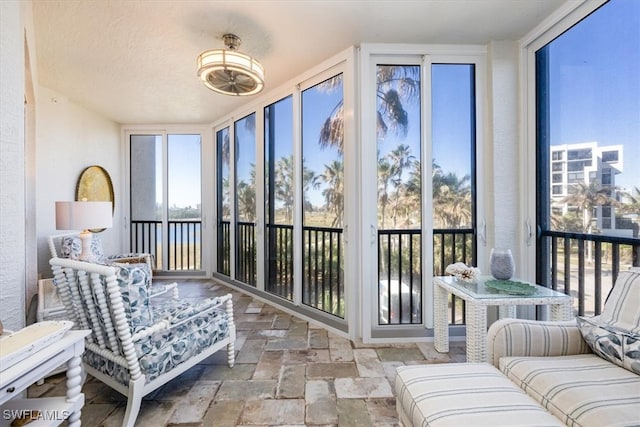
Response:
548,0,639,190
167,134,201,210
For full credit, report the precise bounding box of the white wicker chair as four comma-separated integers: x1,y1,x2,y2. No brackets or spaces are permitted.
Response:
49,257,236,427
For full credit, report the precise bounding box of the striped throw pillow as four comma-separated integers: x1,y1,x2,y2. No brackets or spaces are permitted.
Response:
600,270,640,333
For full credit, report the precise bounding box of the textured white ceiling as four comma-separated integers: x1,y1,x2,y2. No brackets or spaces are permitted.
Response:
32,0,571,125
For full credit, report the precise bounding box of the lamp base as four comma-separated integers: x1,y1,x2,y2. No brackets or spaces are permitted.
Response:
78,230,94,261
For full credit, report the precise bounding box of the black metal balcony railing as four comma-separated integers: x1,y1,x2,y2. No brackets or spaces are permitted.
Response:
168,220,201,271
539,230,639,317
433,228,475,325
217,220,231,276
131,220,161,269
266,224,294,301
377,228,475,326
236,221,257,286
132,218,639,327
220,222,345,318
131,220,202,271
303,226,344,318
378,229,421,325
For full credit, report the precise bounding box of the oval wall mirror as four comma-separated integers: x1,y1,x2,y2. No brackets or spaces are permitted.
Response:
75,165,114,233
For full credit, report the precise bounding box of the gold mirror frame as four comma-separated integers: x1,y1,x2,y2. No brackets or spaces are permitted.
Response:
75,165,114,233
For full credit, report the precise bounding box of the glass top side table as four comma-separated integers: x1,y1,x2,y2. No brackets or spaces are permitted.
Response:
433,275,573,363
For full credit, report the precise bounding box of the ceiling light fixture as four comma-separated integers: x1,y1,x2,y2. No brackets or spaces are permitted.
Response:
197,33,264,96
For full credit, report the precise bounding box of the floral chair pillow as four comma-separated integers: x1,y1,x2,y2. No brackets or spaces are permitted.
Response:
60,235,82,259
112,264,153,334
60,235,105,261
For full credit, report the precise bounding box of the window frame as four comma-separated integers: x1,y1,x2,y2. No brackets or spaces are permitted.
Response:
359,44,487,341
123,125,209,274
520,0,608,279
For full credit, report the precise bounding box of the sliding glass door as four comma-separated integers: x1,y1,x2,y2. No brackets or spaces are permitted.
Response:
369,55,480,337
265,96,294,300
129,132,202,272
301,74,345,318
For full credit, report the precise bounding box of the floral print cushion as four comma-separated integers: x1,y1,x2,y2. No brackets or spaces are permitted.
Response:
577,271,640,375
82,297,230,385
136,299,229,382
151,296,227,325
83,351,131,386
60,235,82,259
60,235,105,261
113,264,154,334
107,253,150,262
577,316,640,374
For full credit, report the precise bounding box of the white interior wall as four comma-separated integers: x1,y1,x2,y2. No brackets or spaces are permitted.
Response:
485,40,522,275
24,0,39,313
35,86,123,278
485,40,533,321
0,1,27,330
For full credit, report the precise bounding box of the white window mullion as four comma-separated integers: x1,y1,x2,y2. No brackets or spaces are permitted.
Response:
421,55,434,329
161,132,169,271
229,123,237,282
255,110,266,291
292,87,303,306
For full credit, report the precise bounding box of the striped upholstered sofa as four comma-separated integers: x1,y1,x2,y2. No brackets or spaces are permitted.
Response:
395,270,640,426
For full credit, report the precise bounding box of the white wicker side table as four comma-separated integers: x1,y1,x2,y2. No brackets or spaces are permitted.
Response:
433,275,573,363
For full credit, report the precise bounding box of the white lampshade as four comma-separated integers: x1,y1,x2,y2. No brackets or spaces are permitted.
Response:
55,201,113,231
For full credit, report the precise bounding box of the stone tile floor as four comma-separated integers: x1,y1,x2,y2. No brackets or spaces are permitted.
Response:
29,279,466,426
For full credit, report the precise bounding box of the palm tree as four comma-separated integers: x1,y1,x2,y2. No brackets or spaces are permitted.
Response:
377,157,394,228
320,160,344,227
433,172,472,228
561,182,619,233
236,180,255,222
274,156,294,222
317,75,345,152
302,160,320,213
236,164,257,222
319,66,420,153
402,159,422,227
619,186,640,217
561,181,621,263
376,66,420,140
387,144,415,227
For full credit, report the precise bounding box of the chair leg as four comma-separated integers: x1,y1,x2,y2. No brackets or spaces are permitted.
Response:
227,341,235,368
122,377,145,427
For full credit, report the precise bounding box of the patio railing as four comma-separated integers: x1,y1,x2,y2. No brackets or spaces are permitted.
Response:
378,227,475,325
221,221,345,317
538,230,639,316
131,218,640,325
131,219,201,271
265,223,294,300
302,225,344,318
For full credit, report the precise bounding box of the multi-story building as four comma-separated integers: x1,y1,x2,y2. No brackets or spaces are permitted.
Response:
550,141,630,236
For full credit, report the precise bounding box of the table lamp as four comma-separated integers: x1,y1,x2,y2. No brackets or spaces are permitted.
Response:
55,200,113,261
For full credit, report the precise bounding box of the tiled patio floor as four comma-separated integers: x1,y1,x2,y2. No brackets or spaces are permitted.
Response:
28,279,466,426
